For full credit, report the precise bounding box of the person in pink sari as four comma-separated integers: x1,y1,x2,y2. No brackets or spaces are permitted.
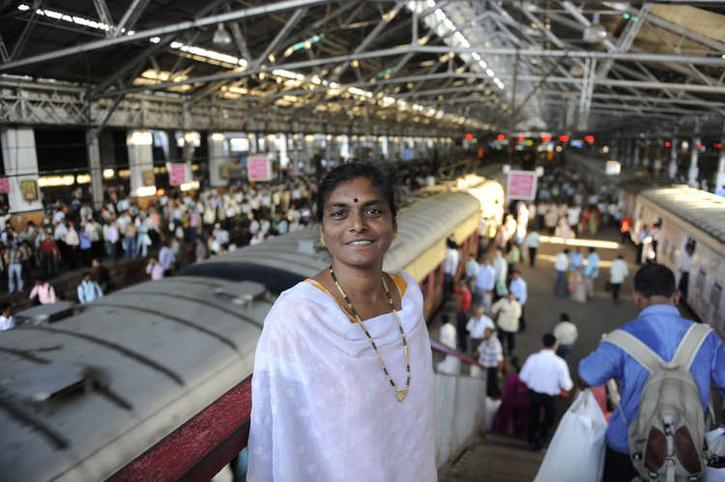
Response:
491,357,530,437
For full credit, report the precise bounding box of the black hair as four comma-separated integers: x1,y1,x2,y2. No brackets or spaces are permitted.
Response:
560,312,569,321
589,247,596,253
315,162,396,223
543,333,557,348
563,248,570,254
633,263,676,298
441,313,450,323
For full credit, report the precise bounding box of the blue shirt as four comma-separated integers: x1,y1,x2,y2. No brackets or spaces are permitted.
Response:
476,265,495,291
579,305,725,454
509,278,527,306
583,252,600,278
569,251,584,269
77,280,103,304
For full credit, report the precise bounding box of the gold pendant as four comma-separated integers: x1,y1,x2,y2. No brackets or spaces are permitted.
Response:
395,389,408,402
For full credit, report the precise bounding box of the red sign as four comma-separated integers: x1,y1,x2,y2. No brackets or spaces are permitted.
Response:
248,155,272,182
0,177,9,194
517,134,526,142
168,163,187,186
584,135,595,143
464,133,474,141
507,170,538,201
496,134,506,142
559,134,570,143
540,133,552,142
664,140,672,148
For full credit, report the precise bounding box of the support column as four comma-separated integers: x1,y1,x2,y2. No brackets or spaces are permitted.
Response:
688,136,700,188
715,136,725,196
668,137,678,180
642,139,650,169
126,129,155,197
181,131,198,186
1,127,43,214
633,139,640,167
208,132,227,187
86,129,104,209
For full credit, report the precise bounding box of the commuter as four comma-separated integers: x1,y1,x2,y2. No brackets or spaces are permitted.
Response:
248,163,436,481
5,241,25,293
0,305,14,331
145,258,164,280
444,238,460,298
491,356,530,437
583,247,600,300
37,229,60,278
523,230,540,267
474,326,504,398
158,239,176,273
455,279,473,352
76,272,103,304
553,248,570,297
492,248,508,299
567,204,581,235
103,218,119,261
122,218,137,259
506,243,520,273
492,292,522,355
579,263,725,482
64,221,80,268
619,214,632,244
465,252,479,290
91,258,111,293
466,304,494,355
508,270,527,332
608,254,629,304
194,237,208,263
28,277,56,305
634,223,649,265
553,313,578,365
678,243,694,301
475,257,495,311
568,247,584,271
520,333,574,451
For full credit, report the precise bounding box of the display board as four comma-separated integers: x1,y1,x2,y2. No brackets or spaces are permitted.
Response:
506,170,538,201
248,155,273,182
0,177,9,194
168,163,187,186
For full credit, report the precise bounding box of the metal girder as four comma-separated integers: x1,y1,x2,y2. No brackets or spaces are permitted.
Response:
0,0,328,73
596,4,650,80
254,8,308,68
0,34,8,62
92,0,115,36
224,4,252,60
331,0,406,81
114,0,151,37
560,1,618,52
10,1,42,61
579,58,597,125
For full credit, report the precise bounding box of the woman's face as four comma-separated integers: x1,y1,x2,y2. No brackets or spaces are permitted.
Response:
320,176,395,271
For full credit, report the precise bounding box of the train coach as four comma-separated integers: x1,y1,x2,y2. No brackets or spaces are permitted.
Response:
0,178,503,481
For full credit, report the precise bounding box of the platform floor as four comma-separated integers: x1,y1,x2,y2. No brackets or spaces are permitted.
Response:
438,226,641,481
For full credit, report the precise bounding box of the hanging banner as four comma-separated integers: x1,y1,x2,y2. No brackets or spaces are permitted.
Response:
248,155,273,182
168,163,187,186
0,177,9,194
506,170,538,201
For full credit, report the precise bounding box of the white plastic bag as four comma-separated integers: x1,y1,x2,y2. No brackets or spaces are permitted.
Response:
484,396,502,432
706,428,725,482
534,390,607,482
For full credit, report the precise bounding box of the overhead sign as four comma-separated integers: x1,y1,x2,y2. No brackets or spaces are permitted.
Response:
606,160,621,176
168,163,187,186
0,177,9,194
506,170,538,201
248,155,273,182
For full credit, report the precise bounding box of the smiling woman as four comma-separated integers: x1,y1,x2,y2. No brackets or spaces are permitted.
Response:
247,163,436,482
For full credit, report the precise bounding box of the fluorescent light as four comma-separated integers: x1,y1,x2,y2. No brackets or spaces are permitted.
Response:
128,130,152,146
17,4,30,11
149,36,161,44
102,169,115,179
135,186,157,197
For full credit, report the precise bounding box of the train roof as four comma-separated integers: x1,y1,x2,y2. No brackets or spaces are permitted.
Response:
639,185,725,244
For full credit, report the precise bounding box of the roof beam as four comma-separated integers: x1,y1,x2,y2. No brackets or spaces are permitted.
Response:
92,0,115,36
114,0,151,37
596,4,650,80
0,0,328,73
254,8,308,68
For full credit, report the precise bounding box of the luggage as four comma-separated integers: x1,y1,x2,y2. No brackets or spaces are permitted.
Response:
533,390,607,482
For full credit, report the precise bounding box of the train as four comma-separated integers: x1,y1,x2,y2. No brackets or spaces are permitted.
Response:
568,153,725,336
0,173,505,481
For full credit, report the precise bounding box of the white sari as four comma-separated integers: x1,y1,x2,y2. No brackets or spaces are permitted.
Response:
247,271,436,482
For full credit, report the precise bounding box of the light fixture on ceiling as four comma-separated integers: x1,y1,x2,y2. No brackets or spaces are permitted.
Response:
583,14,607,43
213,23,232,46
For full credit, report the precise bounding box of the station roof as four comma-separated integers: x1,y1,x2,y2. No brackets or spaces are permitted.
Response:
1,1,724,135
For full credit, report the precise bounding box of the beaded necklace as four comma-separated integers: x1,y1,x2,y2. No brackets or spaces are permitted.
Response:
329,266,411,402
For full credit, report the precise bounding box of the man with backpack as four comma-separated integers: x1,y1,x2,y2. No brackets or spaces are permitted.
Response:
579,263,725,482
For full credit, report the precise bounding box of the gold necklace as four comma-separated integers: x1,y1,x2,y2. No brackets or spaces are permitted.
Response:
329,266,410,402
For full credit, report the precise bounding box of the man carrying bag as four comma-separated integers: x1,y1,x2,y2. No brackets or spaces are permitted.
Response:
578,263,725,482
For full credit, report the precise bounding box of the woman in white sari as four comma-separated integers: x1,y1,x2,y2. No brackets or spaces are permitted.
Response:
248,163,436,482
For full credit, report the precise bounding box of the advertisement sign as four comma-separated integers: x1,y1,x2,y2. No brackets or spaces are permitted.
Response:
168,163,187,186
506,170,538,201
20,179,38,201
605,160,621,176
0,177,9,194
248,155,273,182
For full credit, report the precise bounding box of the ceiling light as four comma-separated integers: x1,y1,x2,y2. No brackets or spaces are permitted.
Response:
149,36,160,44
213,23,232,46
583,14,607,43
17,3,30,11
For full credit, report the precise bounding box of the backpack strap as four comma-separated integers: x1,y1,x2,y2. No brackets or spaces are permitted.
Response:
605,329,665,374
669,323,712,370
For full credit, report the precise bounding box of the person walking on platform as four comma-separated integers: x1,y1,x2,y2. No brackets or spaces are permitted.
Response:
520,333,573,451
579,263,725,482
524,230,540,267
465,252,479,291
554,248,570,297
455,279,473,352
492,248,508,300
492,292,522,355
475,327,504,398
248,163,436,482
583,247,600,300
5,241,25,293
608,254,629,304
475,257,495,311
508,270,527,332
444,238,460,299
466,304,494,355
678,243,694,302
553,313,578,365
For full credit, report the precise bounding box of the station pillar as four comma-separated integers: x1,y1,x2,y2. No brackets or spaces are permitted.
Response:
208,132,227,187
668,137,678,179
126,129,155,197
1,127,43,216
688,137,700,188
633,139,640,167
86,129,104,209
180,131,198,187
